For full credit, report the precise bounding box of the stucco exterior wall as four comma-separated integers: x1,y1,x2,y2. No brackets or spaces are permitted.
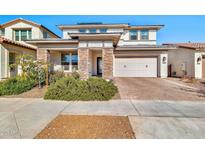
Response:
0,44,8,79
168,48,195,77
0,43,36,80
159,53,168,78
194,51,205,79
62,28,124,39
4,22,41,40
118,29,157,46
3,21,57,40
63,28,157,46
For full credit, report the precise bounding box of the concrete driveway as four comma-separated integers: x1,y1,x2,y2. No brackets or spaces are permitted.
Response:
114,77,205,100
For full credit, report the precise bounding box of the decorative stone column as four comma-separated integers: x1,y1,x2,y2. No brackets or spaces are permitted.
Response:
102,48,114,80
78,48,90,80
37,48,49,62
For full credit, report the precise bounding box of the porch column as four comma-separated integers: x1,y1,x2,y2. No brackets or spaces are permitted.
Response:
78,48,90,80
37,48,50,63
102,48,114,80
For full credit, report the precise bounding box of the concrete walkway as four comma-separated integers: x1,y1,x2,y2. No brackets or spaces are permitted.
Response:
1,98,205,138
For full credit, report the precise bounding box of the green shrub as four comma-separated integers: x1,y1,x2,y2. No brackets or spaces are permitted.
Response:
49,71,65,84
71,71,80,79
0,76,36,96
44,77,118,101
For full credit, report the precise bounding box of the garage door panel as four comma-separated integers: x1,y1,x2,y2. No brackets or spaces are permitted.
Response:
115,58,157,77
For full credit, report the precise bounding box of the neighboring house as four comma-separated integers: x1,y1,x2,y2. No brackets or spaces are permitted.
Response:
165,43,205,79
0,18,59,80
27,22,171,80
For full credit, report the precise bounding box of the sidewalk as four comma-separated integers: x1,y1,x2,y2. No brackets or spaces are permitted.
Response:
1,98,205,138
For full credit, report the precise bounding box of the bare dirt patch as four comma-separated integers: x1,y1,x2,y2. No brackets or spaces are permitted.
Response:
35,115,135,139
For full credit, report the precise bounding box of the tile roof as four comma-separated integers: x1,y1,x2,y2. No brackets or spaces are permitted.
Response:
163,43,205,50
0,36,37,50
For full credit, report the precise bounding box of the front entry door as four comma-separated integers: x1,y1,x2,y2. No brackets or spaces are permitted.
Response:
97,57,102,75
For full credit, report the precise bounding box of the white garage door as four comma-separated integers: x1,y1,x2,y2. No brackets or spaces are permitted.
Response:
114,57,157,77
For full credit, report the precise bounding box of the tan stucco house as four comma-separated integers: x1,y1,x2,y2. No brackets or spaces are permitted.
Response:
1,18,174,80
27,22,172,80
0,18,59,80
165,43,205,79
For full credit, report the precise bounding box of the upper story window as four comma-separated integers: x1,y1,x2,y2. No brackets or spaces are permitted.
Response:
79,29,86,33
0,28,5,36
130,30,138,40
140,30,149,40
14,29,32,41
100,28,107,33
43,31,51,38
89,29,97,33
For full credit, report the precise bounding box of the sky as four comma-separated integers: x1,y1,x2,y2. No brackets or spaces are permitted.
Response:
0,15,205,44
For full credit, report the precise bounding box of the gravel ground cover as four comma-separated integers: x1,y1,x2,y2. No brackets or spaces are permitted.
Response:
35,115,135,139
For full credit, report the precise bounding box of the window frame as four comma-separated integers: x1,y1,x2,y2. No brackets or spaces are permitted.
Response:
13,29,32,41
61,54,70,65
43,31,51,38
99,28,107,33
0,28,5,36
129,30,138,40
89,28,97,33
79,29,86,33
61,52,78,72
140,29,149,40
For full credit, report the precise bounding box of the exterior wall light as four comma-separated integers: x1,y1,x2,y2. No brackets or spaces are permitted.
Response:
197,57,202,64
162,56,167,64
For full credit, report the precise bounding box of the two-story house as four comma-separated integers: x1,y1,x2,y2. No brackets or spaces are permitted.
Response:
28,22,171,80
0,18,59,80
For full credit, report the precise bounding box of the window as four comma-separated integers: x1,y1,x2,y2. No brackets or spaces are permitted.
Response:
9,53,15,65
141,30,149,40
79,29,86,33
43,31,51,38
100,28,107,33
0,28,5,36
9,53,15,71
14,29,32,41
72,53,78,71
89,29,97,33
130,30,138,40
15,30,20,41
61,54,70,65
21,30,28,41
61,53,78,71
61,54,70,71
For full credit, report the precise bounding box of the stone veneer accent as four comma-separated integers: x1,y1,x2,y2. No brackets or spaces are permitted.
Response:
102,48,114,79
78,48,90,80
37,48,50,62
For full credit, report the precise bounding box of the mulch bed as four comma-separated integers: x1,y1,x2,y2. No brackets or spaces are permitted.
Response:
35,115,135,139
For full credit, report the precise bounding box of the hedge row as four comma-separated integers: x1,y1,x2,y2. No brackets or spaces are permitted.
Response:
44,77,118,101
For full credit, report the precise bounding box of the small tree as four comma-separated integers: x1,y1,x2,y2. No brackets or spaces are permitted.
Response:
10,54,48,88
10,54,36,79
